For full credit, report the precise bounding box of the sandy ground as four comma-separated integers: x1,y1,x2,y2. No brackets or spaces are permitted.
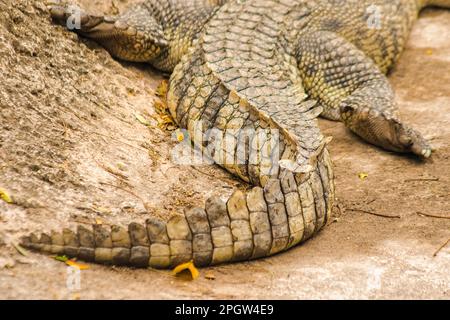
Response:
0,0,448,300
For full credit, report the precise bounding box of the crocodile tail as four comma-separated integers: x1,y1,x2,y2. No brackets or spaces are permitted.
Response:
20,5,336,267
20,146,333,268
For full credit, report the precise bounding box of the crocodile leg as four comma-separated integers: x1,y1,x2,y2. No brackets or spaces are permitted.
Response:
47,0,225,71
296,31,432,158
48,2,169,63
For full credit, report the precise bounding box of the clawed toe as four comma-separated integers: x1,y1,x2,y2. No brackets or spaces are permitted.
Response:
44,1,102,30
408,132,433,159
48,5,67,21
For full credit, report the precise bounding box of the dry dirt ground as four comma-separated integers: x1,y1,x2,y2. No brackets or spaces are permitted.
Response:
0,0,449,300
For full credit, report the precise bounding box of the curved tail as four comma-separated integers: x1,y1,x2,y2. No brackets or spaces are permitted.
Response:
21,146,333,268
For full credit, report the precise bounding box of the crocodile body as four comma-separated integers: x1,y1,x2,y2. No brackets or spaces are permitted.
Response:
21,0,449,268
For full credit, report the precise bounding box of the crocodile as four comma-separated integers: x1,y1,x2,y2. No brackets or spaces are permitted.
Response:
20,0,449,268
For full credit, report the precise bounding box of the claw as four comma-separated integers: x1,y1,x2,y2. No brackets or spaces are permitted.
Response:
46,1,105,32
48,5,68,22
402,124,433,159
45,0,170,64
341,104,432,158
422,149,432,158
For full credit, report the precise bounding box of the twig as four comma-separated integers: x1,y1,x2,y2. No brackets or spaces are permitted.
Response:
70,84,134,126
13,243,29,257
95,159,129,181
336,203,345,216
71,215,95,225
99,182,143,201
99,182,150,212
433,238,450,257
71,215,112,226
89,131,147,152
190,165,218,179
417,212,450,220
404,178,439,182
347,208,401,219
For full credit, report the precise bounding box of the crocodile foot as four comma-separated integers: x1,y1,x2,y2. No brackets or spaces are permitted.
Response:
45,0,168,63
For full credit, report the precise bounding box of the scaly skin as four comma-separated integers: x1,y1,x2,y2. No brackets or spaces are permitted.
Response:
47,0,228,71
21,0,449,268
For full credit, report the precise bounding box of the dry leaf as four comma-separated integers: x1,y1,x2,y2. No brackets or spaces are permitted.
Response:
172,261,199,280
425,49,433,56
152,89,177,131
152,100,176,131
156,80,169,97
358,172,369,180
158,117,176,131
116,162,127,171
135,112,151,126
0,188,13,204
66,260,90,270
54,255,69,262
92,206,112,215
13,243,29,256
153,99,167,114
